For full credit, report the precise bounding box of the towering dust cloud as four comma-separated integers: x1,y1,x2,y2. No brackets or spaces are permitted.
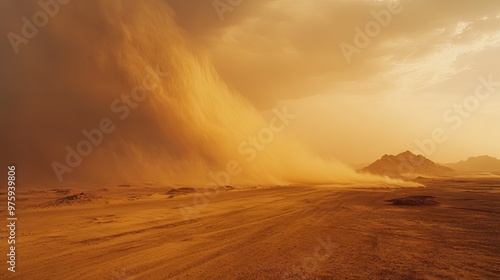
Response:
0,0,416,187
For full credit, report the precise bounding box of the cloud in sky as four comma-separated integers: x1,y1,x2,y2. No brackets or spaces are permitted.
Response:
164,0,500,107
162,0,500,162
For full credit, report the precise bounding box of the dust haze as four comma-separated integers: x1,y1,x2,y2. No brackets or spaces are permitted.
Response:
0,0,415,187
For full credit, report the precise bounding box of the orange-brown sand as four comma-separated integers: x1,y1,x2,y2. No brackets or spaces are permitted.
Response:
1,177,499,279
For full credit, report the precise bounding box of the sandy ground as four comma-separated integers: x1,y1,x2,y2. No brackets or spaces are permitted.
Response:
1,177,499,279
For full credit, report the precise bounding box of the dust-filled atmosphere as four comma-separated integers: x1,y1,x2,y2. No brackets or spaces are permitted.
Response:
0,0,499,279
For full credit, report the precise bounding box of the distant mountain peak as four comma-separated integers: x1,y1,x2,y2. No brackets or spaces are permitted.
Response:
398,150,416,157
361,151,453,178
467,155,497,160
446,155,500,172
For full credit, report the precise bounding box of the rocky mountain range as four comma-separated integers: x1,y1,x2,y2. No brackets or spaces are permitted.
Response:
445,155,500,172
360,151,454,178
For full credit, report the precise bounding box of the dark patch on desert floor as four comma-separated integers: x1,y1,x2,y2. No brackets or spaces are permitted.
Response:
3,177,499,279
166,187,197,198
387,195,440,206
51,188,72,195
34,192,108,208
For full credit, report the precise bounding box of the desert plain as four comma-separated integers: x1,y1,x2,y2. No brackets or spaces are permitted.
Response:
2,0,500,279
2,175,499,280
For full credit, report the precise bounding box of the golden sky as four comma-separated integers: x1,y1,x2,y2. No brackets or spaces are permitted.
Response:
0,0,499,184
169,0,500,163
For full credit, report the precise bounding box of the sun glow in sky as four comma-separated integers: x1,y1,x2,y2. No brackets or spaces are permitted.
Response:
175,0,500,163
